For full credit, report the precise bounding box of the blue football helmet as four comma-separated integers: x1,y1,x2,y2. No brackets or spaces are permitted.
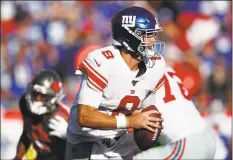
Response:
111,6,165,59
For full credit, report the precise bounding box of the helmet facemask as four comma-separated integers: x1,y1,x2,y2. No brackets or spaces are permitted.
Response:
135,29,165,58
134,28,165,68
26,83,64,115
121,26,165,68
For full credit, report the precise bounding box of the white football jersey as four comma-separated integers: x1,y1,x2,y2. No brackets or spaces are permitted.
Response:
144,66,207,145
67,45,166,143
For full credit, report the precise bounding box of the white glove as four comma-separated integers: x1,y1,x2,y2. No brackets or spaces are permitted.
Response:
48,115,68,139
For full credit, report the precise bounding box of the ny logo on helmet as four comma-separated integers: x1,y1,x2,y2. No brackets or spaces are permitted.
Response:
122,15,136,27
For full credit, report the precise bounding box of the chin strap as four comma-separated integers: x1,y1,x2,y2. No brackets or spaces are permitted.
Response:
143,57,156,68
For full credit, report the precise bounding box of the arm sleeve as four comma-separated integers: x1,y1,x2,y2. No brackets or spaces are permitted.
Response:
79,52,108,92
14,129,31,159
77,76,103,108
77,52,108,108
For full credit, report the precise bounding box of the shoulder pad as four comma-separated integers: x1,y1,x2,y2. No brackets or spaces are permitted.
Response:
78,46,116,92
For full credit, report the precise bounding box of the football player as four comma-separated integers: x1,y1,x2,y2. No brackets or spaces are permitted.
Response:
14,70,70,160
133,66,217,159
66,6,166,160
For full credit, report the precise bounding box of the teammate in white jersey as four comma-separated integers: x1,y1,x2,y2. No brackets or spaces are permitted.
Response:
134,66,216,159
66,6,167,160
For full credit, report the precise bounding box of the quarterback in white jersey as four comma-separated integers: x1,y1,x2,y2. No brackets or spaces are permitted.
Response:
68,45,165,141
134,66,216,159
66,6,167,160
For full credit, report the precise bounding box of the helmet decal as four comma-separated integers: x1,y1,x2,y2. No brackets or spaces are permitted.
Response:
137,18,149,28
51,81,61,94
122,15,136,27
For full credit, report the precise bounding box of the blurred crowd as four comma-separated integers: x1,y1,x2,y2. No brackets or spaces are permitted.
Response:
1,1,232,159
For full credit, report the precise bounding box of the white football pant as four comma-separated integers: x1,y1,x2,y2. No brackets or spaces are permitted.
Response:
133,127,216,159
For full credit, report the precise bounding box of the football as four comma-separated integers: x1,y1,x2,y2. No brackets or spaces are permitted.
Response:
133,105,162,151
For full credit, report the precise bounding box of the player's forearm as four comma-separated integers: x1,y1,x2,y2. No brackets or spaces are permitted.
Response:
78,104,117,129
14,140,28,159
14,130,31,159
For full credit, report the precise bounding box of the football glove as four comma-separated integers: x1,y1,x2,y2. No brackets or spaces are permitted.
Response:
48,116,67,139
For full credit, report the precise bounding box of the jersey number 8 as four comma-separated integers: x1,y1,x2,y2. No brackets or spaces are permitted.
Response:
102,50,114,59
111,95,140,116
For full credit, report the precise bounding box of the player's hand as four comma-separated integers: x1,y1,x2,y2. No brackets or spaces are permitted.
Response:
48,116,68,139
126,110,163,133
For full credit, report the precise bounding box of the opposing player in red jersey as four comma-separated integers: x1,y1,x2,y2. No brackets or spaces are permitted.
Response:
14,70,70,160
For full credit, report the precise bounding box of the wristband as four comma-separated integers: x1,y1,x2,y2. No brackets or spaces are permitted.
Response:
115,115,127,129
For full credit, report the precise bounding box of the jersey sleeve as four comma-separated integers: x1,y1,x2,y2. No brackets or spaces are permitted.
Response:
151,56,166,94
77,51,109,108
79,51,108,92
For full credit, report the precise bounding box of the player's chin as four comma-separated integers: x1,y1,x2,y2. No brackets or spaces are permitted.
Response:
136,56,142,62
135,55,143,62
129,51,143,61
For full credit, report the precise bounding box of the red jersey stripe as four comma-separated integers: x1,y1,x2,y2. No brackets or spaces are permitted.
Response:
83,60,108,84
151,56,162,60
163,141,179,160
88,79,103,92
152,75,165,93
58,104,70,117
79,61,107,90
177,138,186,160
152,81,165,93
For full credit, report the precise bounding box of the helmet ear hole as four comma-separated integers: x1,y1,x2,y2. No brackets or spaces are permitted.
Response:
138,46,145,52
136,30,142,36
